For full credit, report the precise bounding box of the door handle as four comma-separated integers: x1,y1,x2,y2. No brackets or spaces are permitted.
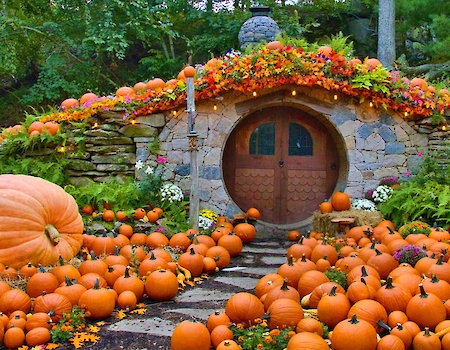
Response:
331,162,336,170
278,159,284,167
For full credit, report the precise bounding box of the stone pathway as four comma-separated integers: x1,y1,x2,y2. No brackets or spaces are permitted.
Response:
107,239,289,347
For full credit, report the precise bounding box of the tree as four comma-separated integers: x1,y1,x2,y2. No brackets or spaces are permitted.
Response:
377,0,396,68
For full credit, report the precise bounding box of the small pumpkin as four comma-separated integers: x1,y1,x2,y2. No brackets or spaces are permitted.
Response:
113,266,145,301
78,278,116,320
117,290,137,311
330,191,351,211
207,311,231,332
171,320,211,350
25,326,52,347
286,331,329,350
319,200,333,214
33,292,72,323
266,297,304,330
145,269,179,301
225,292,264,327
331,314,378,350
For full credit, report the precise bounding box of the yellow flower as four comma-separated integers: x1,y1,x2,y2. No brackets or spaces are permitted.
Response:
257,344,264,349
264,335,273,343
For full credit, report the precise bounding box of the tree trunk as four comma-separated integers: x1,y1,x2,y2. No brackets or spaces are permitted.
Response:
377,0,396,69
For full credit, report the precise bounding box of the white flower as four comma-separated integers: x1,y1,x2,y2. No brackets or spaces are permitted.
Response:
198,216,213,230
145,166,154,175
351,198,377,211
160,183,183,203
371,185,393,203
135,160,144,170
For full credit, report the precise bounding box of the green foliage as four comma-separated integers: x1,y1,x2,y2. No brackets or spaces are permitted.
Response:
51,305,86,343
159,200,190,233
351,66,391,95
64,177,140,211
231,322,294,350
379,180,450,229
324,267,347,290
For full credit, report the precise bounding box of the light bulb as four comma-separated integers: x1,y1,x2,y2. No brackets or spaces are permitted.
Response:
334,94,338,100
253,91,257,97
292,90,297,96
213,104,217,111
369,102,373,107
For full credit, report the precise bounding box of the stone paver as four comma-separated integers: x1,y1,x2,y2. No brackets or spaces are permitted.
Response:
174,288,236,303
109,317,176,336
213,276,259,290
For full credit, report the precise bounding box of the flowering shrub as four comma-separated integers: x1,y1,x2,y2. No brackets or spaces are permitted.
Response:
393,244,427,266
198,208,219,232
160,183,184,203
351,198,377,211
135,157,167,206
398,221,431,238
379,176,399,187
36,44,450,125
370,185,394,203
231,319,296,350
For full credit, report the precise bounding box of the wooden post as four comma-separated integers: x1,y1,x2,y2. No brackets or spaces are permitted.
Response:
186,76,199,231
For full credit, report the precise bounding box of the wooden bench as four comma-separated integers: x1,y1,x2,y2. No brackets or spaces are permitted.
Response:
330,217,356,236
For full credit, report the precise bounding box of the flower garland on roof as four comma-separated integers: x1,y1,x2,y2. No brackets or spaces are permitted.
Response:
40,45,450,124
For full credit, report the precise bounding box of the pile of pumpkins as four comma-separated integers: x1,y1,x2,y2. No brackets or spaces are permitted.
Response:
0,174,258,348
171,220,450,350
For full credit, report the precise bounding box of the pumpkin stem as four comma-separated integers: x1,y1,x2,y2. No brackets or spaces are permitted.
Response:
149,251,156,260
418,283,428,298
436,253,445,265
45,224,61,244
58,255,65,266
349,314,359,324
124,266,132,278
385,276,394,289
287,255,295,266
189,247,196,255
93,277,101,290
430,274,440,283
360,277,367,285
280,278,290,291
387,226,396,235
328,285,337,296
301,253,307,262
361,266,368,277
114,246,120,256
376,319,391,332
64,275,74,286
38,264,46,273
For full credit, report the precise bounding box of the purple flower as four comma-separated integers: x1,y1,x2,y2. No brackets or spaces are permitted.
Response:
156,226,165,232
405,171,411,177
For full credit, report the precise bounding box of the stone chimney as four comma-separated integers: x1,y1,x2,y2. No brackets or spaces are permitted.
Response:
238,6,281,50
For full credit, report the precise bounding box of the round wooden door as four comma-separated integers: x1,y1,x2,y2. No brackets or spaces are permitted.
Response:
223,106,339,224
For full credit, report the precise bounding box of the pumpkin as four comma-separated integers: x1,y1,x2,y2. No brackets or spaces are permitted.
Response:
420,273,450,301
375,276,412,313
138,251,169,277
34,292,72,323
217,233,243,257
286,237,313,260
307,282,346,309
7,314,26,330
225,292,264,326
406,283,446,330
216,340,241,350
266,41,284,50
331,314,378,350
26,265,60,298
78,272,107,289
18,262,37,278
254,273,284,298
117,290,137,311
113,266,145,301
347,299,388,333
90,233,116,255
145,269,179,301
266,297,304,330
346,278,377,304
145,231,169,249
317,285,351,328
310,239,338,266
51,256,81,283
287,230,301,241
207,311,231,332
25,327,52,347
25,312,53,332
169,232,191,251
0,174,84,268
263,279,300,311
377,334,405,350
412,327,441,350
54,275,87,306
103,246,129,266
297,270,330,298
103,264,127,287
171,320,211,350
78,251,108,276
210,324,234,348
146,78,166,90
390,323,413,349
295,317,323,336
330,191,351,211
278,255,308,288
177,247,204,278
233,222,256,243
286,332,329,350
3,325,25,349
319,200,333,214
246,207,261,220
0,289,32,315
78,278,116,320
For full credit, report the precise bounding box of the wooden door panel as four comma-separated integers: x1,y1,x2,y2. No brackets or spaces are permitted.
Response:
223,106,338,225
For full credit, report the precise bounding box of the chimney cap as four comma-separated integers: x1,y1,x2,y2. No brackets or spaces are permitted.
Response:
250,6,271,16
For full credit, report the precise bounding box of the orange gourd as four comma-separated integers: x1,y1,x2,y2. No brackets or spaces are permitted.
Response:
0,175,83,268
171,320,210,350
331,191,351,211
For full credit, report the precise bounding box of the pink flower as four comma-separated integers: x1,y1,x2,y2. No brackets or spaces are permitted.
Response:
156,157,167,164
418,151,423,157
405,171,411,177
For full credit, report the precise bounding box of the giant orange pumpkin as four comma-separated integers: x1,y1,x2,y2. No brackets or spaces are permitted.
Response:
0,175,84,268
